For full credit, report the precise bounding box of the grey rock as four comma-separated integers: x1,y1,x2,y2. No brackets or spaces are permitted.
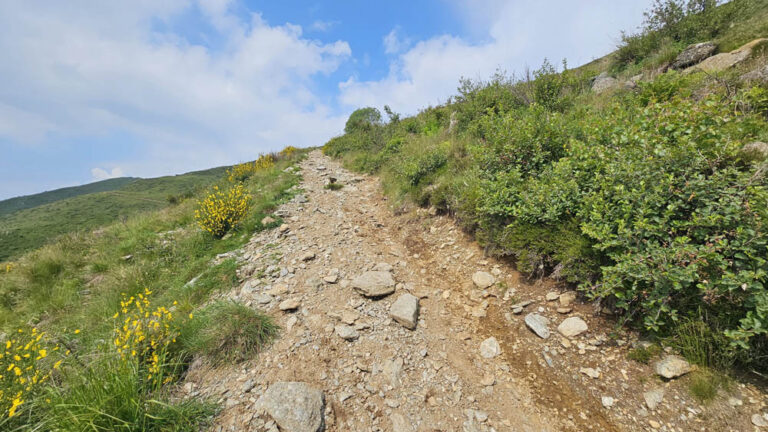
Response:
689,39,766,73
753,414,768,428
654,354,692,379
300,252,316,262
391,413,415,432
557,317,588,338
579,367,600,379
472,271,495,289
253,293,273,304
601,396,615,408
741,141,768,161
255,382,324,432
389,293,420,330
643,388,664,410
671,42,717,69
524,313,550,339
592,72,619,94
279,299,300,311
741,64,768,83
381,357,404,387
373,262,393,272
335,324,359,341
559,291,577,307
545,292,559,301
479,337,501,358
295,194,309,203
351,271,396,297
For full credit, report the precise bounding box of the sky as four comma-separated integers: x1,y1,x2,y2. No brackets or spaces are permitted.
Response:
0,0,652,199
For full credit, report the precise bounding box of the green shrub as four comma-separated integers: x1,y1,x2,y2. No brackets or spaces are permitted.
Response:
181,300,278,365
344,107,382,134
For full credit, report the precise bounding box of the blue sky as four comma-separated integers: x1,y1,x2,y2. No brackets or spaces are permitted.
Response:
0,0,652,199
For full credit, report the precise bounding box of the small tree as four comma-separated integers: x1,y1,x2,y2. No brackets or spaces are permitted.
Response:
344,107,382,134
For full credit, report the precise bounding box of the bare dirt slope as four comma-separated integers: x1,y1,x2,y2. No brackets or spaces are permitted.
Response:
182,151,767,432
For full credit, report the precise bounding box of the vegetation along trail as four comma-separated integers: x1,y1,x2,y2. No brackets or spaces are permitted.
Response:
181,151,766,432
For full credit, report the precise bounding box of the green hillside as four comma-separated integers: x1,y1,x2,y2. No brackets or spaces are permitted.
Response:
0,166,228,261
0,177,138,217
324,0,768,371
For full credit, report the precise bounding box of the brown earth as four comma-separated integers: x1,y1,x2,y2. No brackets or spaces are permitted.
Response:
180,150,768,432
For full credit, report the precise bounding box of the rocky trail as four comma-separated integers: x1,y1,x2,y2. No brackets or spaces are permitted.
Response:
181,151,768,432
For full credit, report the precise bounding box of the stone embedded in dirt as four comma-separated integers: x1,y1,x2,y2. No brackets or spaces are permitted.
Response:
373,262,393,272
559,291,577,307
380,357,404,387
254,293,273,305
300,252,316,261
524,313,551,339
753,414,768,428
545,292,559,301
557,317,588,338
480,375,495,386
323,274,338,284
242,379,256,393
351,271,396,297
670,41,717,69
688,38,766,73
389,293,420,330
391,412,415,432
512,307,524,315
295,194,309,203
556,307,572,314
643,388,664,411
335,324,359,341
261,216,276,225
579,367,600,379
255,382,325,432
472,271,495,289
479,337,501,358
654,355,692,379
601,396,615,408
279,224,290,233
592,72,619,94
279,299,300,311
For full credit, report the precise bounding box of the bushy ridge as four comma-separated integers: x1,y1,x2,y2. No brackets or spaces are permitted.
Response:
324,22,768,368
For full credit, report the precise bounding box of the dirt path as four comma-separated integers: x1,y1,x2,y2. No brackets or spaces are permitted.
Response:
182,151,766,432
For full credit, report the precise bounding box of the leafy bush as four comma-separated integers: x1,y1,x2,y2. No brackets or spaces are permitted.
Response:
195,185,251,238
227,154,275,183
344,107,382,134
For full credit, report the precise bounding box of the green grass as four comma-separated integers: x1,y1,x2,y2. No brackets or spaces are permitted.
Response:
0,166,228,261
324,183,344,191
0,149,306,428
181,300,279,365
688,369,732,403
627,344,663,365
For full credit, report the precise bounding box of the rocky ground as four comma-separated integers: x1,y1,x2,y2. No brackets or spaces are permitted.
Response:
180,150,768,432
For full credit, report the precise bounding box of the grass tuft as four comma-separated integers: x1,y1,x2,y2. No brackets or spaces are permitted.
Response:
181,300,279,365
324,183,344,191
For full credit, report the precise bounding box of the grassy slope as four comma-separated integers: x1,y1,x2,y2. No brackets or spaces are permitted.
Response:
0,166,228,261
0,177,138,217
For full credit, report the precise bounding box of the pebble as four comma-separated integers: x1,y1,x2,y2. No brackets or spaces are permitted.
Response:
479,337,501,358
601,396,615,408
389,293,420,330
279,299,300,311
472,271,495,289
335,325,359,341
654,355,692,379
524,313,550,339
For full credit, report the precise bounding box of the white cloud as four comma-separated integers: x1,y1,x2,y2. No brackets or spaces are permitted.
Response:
91,167,126,181
383,27,410,54
340,0,651,114
0,0,351,180
309,20,338,32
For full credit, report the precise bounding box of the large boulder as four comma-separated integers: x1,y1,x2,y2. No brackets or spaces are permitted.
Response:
688,38,767,73
592,72,620,94
351,271,396,297
740,142,768,162
670,42,717,70
255,382,325,432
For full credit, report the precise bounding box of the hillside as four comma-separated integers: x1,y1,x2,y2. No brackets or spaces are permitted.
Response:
0,177,138,217
0,166,228,261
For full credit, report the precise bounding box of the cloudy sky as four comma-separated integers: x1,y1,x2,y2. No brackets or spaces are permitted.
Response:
0,0,651,199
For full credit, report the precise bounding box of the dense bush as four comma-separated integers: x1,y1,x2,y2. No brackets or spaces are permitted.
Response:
325,61,768,368
195,184,251,238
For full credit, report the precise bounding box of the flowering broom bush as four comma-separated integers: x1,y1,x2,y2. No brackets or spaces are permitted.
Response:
0,327,64,422
226,154,275,183
280,146,298,159
195,184,251,238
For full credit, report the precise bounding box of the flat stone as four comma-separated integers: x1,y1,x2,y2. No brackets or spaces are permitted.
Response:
323,274,338,284
545,292,559,301
557,317,588,338
335,324,359,341
556,307,572,314
300,252,316,261
472,271,495,289
524,313,550,339
261,216,276,225
654,355,692,379
753,414,768,428
255,382,324,432
479,337,501,358
601,396,615,408
688,38,766,73
644,388,664,411
389,293,420,330
254,293,273,304
351,271,396,297
279,299,300,311
579,367,600,379
373,262,393,272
